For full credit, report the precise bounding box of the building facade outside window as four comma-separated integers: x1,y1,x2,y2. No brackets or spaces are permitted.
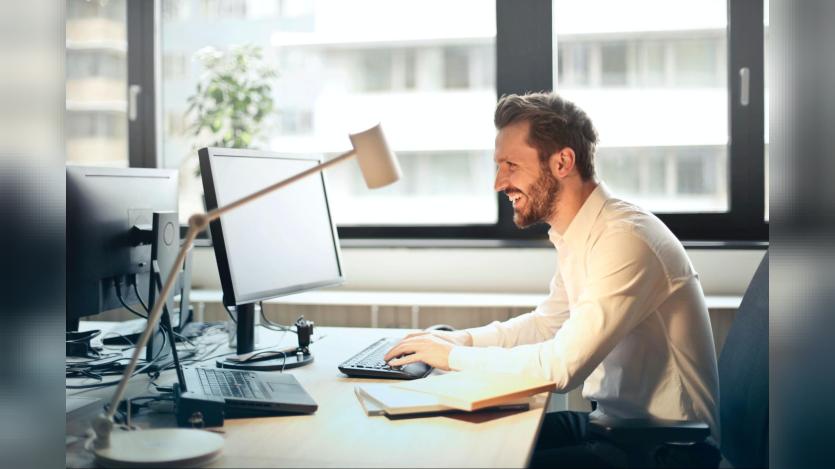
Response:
65,0,766,241
160,0,497,226
65,0,128,166
553,0,729,213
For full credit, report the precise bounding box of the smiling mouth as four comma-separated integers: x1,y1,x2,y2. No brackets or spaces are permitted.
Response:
506,191,523,207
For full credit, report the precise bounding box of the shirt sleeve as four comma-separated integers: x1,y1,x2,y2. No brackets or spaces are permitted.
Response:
448,229,671,391
465,268,571,348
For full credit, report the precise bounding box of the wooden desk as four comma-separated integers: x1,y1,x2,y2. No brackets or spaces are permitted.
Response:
67,324,548,468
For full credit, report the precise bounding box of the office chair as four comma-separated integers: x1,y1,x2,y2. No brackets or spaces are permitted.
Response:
588,251,769,468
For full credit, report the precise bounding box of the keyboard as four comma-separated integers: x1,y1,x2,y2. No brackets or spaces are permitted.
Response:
338,338,432,380
196,367,267,400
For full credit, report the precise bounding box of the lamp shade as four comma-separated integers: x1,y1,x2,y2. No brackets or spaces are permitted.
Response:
349,124,402,189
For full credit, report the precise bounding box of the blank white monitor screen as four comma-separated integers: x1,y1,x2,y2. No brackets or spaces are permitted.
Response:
207,152,343,304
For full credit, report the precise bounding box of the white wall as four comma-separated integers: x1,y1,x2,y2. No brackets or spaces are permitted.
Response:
191,246,765,296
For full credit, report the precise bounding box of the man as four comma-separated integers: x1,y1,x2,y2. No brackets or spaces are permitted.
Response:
385,92,720,467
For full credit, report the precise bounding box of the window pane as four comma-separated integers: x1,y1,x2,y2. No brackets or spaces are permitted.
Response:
673,39,720,86
600,42,628,86
65,0,128,166
444,46,471,89
642,41,666,86
553,0,729,212
161,0,497,225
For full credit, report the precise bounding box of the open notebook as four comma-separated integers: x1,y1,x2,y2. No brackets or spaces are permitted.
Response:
392,370,555,412
355,383,530,417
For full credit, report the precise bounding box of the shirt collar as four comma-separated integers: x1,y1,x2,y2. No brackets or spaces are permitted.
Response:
548,183,612,250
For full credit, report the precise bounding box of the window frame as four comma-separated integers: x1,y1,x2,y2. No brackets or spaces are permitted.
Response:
135,0,767,244
127,0,158,169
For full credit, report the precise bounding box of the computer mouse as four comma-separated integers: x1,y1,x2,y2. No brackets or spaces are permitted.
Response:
425,324,455,332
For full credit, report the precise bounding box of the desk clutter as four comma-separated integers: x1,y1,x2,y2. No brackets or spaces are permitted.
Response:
355,371,555,417
67,326,550,468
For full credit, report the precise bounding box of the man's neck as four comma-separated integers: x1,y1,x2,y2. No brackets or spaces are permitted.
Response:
548,180,599,234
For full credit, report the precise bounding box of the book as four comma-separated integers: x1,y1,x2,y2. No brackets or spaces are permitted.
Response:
354,383,530,417
392,370,556,412
353,386,386,416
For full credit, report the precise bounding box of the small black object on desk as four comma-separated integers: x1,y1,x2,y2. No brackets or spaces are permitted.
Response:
66,329,102,358
216,315,316,371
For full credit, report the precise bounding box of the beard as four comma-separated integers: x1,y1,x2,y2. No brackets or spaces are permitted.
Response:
512,170,561,229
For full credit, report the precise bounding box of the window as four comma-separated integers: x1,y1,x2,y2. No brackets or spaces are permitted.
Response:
163,53,188,80
108,0,765,242
65,0,128,166
165,111,187,137
444,47,471,89
200,0,247,20
553,0,729,213
159,0,497,227
362,49,394,92
673,38,722,87
548,0,764,240
641,42,666,86
600,42,628,86
403,49,417,90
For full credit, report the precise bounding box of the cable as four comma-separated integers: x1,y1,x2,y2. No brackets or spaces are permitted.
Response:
114,279,148,320
122,277,196,347
259,305,295,333
99,331,136,348
65,355,162,389
223,304,237,324
132,276,150,313
178,341,225,366
66,325,170,390
233,340,290,372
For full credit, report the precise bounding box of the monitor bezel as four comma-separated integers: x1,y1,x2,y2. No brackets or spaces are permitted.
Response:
198,147,345,307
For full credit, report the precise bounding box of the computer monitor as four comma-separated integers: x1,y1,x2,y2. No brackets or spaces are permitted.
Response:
199,148,344,369
66,165,181,363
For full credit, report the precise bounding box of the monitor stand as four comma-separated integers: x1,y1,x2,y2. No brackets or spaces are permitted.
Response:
216,303,314,371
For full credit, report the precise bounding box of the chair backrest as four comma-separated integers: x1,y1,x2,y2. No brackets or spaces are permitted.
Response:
718,251,769,468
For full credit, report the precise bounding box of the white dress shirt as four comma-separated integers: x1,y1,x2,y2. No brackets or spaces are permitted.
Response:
448,183,720,438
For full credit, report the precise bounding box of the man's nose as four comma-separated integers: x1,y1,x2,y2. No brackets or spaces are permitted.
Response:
494,168,508,192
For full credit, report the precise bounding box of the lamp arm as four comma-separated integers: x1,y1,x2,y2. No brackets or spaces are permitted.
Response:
208,149,356,221
93,148,358,448
102,225,200,421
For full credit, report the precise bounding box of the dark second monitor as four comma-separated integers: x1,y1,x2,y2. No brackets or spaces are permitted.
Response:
199,147,344,368
66,165,184,362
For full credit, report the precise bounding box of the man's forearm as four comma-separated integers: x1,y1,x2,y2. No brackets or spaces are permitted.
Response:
437,329,473,346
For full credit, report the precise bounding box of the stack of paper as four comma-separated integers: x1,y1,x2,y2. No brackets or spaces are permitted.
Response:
355,371,554,417
393,370,556,411
356,383,452,416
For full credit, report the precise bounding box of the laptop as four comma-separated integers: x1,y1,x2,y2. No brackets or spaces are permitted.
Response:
177,366,318,416
158,303,317,417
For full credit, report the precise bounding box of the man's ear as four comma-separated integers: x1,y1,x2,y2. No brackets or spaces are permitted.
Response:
549,147,576,179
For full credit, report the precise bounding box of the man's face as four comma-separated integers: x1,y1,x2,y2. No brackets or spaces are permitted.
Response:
494,121,561,228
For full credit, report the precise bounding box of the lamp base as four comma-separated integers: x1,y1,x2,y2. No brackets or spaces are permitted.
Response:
93,428,223,468
216,350,314,371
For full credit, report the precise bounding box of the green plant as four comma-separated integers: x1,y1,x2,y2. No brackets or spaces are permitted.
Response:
186,44,278,152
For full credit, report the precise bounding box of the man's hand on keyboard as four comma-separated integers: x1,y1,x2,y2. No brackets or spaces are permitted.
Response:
384,334,455,371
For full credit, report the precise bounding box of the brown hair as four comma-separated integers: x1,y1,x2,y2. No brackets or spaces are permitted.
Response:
494,92,598,181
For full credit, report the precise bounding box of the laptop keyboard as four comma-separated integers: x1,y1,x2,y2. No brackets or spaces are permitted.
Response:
196,367,266,400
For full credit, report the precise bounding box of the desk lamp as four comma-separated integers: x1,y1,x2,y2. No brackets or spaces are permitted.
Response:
90,124,401,467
